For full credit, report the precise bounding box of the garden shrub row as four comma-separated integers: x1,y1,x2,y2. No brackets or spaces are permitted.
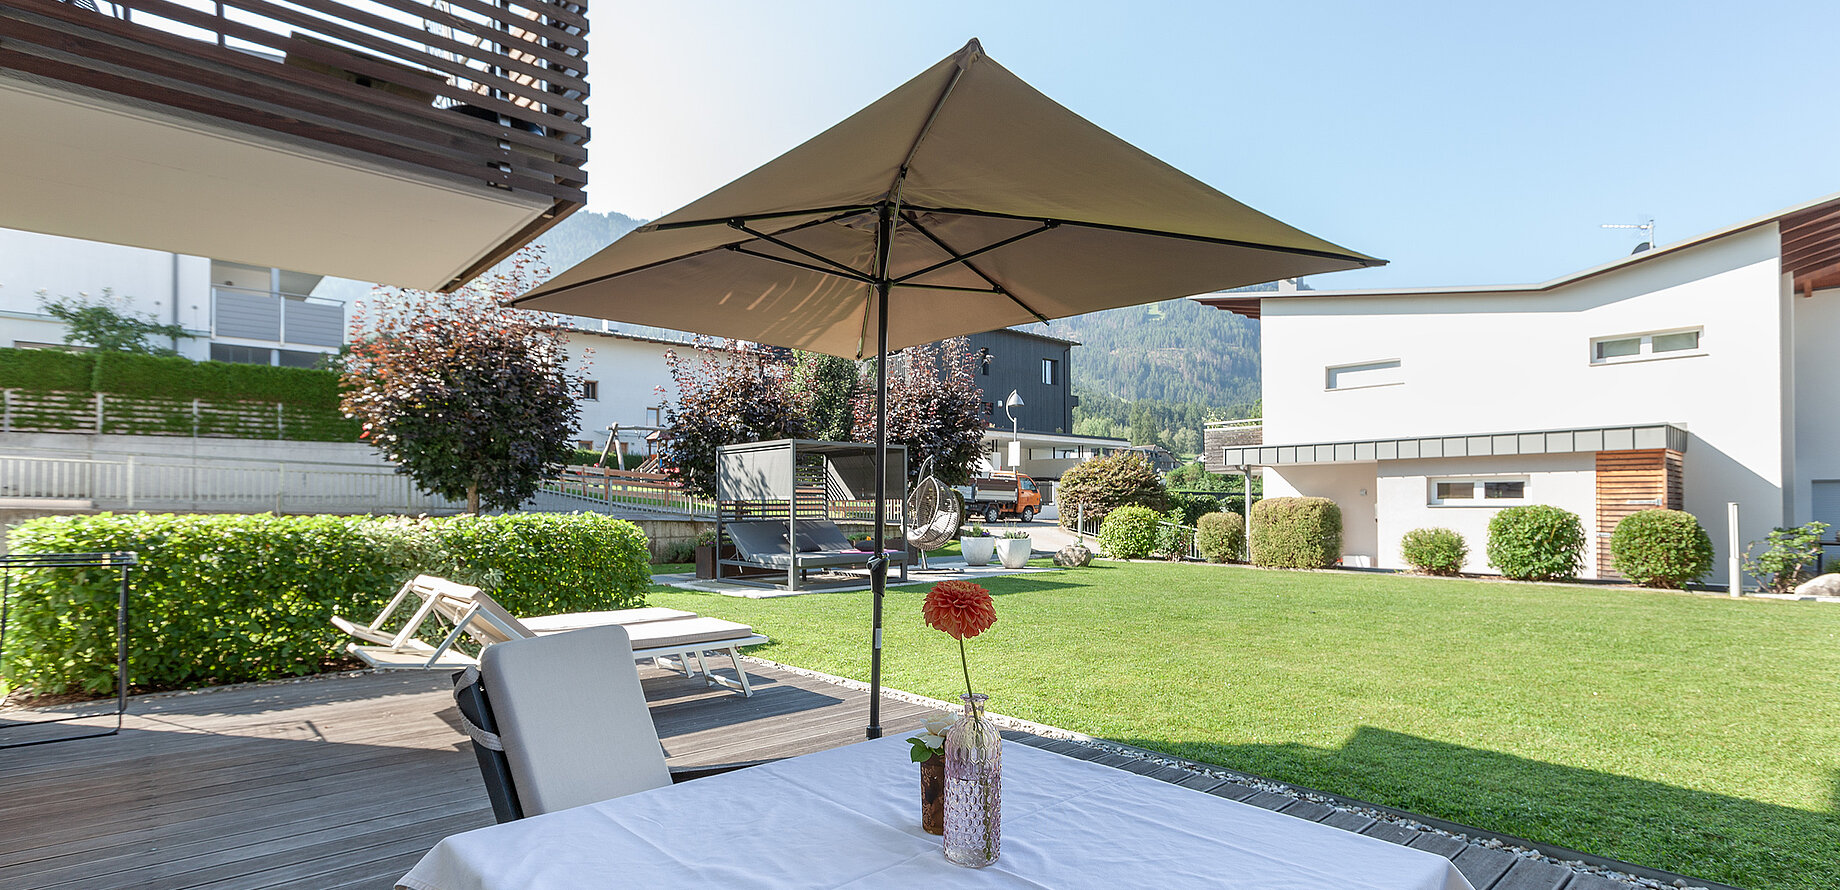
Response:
2,511,651,695
0,347,345,407
1098,505,1163,559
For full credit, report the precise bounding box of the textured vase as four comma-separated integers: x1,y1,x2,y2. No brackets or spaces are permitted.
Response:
943,693,1001,866
920,755,945,835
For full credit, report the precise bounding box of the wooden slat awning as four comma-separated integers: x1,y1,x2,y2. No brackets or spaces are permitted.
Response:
1780,197,1840,296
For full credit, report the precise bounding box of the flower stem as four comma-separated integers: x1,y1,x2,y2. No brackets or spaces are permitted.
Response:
959,636,974,701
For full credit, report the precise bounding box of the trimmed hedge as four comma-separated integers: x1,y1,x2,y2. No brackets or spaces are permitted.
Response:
2,511,650,695
1486,505,1586,581
1249,497,1342,569
1098,505,1163,560
1611,509,1714,588
1196,511,1246,563
1400,527,1468,576
0,348,92,391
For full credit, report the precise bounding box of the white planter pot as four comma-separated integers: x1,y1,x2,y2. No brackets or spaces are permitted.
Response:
994,537,1032,569
960,536,995,566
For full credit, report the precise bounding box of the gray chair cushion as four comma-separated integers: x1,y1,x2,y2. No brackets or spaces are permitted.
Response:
480,625,673,816
724,521,792,561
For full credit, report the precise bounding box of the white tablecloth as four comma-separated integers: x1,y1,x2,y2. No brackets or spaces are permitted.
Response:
400,736,1474,890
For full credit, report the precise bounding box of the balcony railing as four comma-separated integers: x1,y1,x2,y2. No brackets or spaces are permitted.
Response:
211,286,346,348
1204,417,1263,447
2,0,588,284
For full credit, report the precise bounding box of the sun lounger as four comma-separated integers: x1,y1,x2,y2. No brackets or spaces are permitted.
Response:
721,519,909,590
333,577,765,695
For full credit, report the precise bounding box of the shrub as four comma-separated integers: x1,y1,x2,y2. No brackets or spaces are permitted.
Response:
1249,497,1342,569
1741,521,1831,593
1155,507,1194,560
1165,491,1219,527
1098,505,1163,559
2,511,650,695
1486,505,1586,581
1609,509,1713,588
1055,453,1170,530
1399,527,1467,576
1196,512,1246,563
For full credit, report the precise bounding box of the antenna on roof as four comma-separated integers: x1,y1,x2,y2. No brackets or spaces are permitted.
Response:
1601,219,1656,253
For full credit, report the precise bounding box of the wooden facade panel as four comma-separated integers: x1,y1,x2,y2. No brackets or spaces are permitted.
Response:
1594,449,1684,578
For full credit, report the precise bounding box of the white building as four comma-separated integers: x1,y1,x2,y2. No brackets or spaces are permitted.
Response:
0,227,347,368
557,323,685,457
1200,193,1840,585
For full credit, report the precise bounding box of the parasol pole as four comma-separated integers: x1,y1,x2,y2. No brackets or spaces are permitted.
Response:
867,202,894,740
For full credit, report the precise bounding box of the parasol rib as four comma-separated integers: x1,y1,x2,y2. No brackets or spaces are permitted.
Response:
901,212,1051,323
729,221,874,282
891,221,1056,285
726,245,876,285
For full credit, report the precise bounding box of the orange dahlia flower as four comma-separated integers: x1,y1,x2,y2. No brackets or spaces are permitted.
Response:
923,580,996,640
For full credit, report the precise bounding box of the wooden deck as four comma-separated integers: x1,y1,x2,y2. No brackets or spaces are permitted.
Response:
0,662,1704,890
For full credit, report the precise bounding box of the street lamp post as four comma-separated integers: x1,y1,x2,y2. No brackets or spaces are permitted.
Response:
1003,389,1025,468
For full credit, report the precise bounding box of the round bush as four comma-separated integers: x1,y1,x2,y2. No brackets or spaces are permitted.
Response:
1196,512,1246,563
1098,505,1164,559
1249,497,1342,569
1055,453,1171,530
1399,527,1467,575
1486,505,1586,581
1611,509,1714,588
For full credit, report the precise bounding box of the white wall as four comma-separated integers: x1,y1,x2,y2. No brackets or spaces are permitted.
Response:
560,330,680,456
1264,463,1379,563
0,227,213,359
1260,226,1795,585
1791,284,1840,534
1376,453,1597,576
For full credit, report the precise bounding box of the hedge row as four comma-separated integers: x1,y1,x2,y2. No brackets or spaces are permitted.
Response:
1250,497,1342,569
0,347,345,409
2,511,651,695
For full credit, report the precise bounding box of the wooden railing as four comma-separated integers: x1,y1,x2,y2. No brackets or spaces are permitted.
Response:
542,465,715,517
1,0,588,284
1,389,357,441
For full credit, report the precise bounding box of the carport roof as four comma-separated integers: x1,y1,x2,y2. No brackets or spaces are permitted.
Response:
1214,422,1688,470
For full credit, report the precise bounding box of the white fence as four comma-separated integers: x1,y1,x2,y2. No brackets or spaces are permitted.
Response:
0,454,463,514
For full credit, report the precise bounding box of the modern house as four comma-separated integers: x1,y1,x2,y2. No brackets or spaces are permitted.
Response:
964,328,1128,486
556,321,684,457
1200,193,1840,585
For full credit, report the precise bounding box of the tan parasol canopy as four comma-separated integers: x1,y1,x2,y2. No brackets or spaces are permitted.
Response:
517,39,1381,739
515,39,1381,359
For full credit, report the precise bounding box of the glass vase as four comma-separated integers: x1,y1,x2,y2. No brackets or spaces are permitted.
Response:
943,692,1001,866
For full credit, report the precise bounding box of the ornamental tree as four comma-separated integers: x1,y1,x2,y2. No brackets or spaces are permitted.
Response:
658,340,807,500
852,337,988,485
39,288,192,355
340,251,580,514
1054,451,1170,529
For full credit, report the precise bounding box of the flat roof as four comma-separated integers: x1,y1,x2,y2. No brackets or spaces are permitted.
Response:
1212,422,1687,469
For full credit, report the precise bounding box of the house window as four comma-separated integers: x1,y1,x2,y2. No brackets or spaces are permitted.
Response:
646,406,663,426
1590,327,1704,364
1326,359,1402,390
580,380,600,401
1430,476,1529,505
1041,358,1058,385
978,348,991,375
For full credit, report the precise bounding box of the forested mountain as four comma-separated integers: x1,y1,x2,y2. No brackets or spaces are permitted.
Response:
1011,284,1289,452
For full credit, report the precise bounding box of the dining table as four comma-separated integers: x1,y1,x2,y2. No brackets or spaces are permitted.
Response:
399,735,1476,890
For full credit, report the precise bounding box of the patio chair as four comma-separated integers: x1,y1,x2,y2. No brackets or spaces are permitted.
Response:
451,624,765,822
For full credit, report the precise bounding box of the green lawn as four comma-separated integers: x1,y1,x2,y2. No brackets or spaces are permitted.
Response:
648,561,1840,890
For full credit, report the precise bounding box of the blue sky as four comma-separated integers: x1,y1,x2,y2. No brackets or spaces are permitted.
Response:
582,2,1838,290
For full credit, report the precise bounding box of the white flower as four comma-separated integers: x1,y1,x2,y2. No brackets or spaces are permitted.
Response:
915,731,946,751
923,716,956,738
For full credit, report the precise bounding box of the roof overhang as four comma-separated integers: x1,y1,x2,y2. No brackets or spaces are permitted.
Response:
980,430,1129,448
1216,423,1688,469
0,76,560,291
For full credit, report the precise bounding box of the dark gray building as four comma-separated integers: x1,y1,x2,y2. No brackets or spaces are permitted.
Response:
963,328,1078,435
